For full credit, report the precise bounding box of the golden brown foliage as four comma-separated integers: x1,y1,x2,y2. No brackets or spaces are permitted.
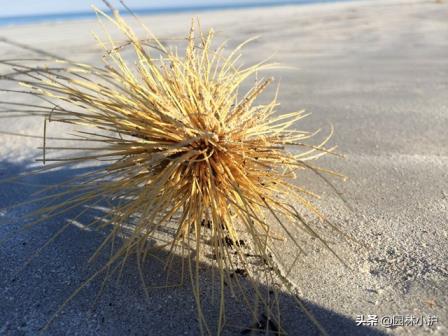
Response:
0,5,348,335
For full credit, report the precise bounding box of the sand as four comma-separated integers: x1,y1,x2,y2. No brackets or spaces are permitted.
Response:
0,0,447,335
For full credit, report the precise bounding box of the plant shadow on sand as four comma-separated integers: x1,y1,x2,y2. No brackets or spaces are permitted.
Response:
0,161,386,336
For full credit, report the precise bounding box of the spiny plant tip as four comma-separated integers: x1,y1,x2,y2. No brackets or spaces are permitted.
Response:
1,5,347,335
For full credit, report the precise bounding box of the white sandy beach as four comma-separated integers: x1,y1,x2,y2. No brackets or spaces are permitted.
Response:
1,0,447,335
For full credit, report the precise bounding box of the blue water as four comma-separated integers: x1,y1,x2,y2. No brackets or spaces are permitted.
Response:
0,0,355,27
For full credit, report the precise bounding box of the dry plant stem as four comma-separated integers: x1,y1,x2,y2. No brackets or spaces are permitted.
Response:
0,5,350,336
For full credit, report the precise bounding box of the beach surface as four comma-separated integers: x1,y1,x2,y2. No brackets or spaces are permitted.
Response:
1,0,447,335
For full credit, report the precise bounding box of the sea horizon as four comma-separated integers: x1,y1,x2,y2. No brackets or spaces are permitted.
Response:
0,0,358,27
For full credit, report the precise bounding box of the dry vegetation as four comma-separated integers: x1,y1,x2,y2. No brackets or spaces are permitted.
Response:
0,3,348,335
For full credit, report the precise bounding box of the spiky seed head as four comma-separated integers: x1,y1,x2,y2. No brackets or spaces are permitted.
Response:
1,6,346,335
